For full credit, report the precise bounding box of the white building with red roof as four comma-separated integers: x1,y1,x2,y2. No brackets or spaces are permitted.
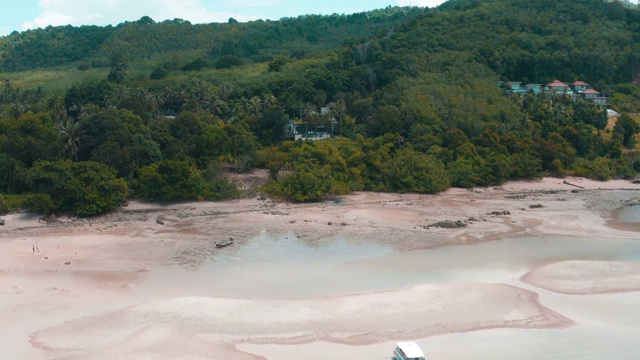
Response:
580,88,600,98
545,79,570,93
570,80,590,93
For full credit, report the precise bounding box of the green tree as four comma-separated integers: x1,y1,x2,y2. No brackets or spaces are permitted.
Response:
270,159,345,202
1,112,59,168
215,55,244,69
135,158,207,200
181,57,208,71
448,157,480,188
268,56,289,72
26,160,127,216
149,66,168,80
366,105,404,138
23,193,56,214
56,117,81,162
613,114,639,149
389,148,450,193
78,108,161,177
107,52,128,84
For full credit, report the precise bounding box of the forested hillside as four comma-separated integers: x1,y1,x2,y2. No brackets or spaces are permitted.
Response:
1,0,640,216
0,7,421,72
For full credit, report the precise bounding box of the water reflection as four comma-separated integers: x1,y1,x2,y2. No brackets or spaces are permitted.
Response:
141,232,640,300
617,204,640,223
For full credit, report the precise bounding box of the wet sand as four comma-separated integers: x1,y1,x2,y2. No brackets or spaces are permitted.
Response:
1,177,640,359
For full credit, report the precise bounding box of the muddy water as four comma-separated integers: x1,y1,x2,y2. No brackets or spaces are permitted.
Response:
617,204,640,223
140,231,640,300
136,228,640,359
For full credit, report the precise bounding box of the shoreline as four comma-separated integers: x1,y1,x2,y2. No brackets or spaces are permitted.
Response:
2,176,640,359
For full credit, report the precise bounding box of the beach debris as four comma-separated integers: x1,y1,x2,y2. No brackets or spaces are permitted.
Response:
0,218,4,226
529,204,544,209
64,261,71,265
427,219,468,229
488,210,511,216
264,210,290,216
156,219,164,225
215,237,234,248
563,180,585,189
505,194,527,199
327,221,333,225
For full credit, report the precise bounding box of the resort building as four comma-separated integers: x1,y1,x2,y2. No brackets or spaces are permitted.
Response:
499,79,607,106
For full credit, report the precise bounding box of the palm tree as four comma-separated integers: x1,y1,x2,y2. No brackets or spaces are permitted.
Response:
262,94,277,109
110,85,129,108
301,102,319,132
136,87,164,117
237,97,252,114
217,82,234,102
46,92,67,123
208,96,226,117
313,90,327,109
249,96,263,115
327,100,345,137
57,117,82,162
176,88,190,110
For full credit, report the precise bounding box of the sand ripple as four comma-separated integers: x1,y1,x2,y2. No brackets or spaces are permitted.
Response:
31,284,570,358
522,260,640,294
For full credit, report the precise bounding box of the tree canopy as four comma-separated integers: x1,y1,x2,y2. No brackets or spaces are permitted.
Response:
1,0,639,214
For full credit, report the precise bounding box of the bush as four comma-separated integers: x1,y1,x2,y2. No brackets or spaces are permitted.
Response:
0,194,25,214
135,158,206,201
202,162,240,200
389,148,450,193
0,195,8,215
181,58,208,71
149,66,168,80
215,55,244,69
266,159,347,202
26,160,128,216
572,157,615,180
23,193,56,214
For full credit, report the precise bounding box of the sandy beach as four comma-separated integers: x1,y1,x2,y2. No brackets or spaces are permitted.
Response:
1,176,640,359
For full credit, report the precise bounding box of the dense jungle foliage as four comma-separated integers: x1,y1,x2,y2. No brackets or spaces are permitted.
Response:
1,0,640,215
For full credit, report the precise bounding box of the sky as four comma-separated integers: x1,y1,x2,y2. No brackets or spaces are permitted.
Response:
0,0,447,36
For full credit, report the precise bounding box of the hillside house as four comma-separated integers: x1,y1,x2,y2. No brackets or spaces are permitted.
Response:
504,82,542,94
500,79,607,106
570,81,589,93
285,121,332,141
545,79,571,93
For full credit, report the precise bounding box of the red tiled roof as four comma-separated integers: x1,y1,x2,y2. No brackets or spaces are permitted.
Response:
546,80,568,87
571,81,589,86
581,89,600,94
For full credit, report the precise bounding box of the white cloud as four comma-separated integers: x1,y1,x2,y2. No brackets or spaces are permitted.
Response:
23,0,255,31
397,0,446,7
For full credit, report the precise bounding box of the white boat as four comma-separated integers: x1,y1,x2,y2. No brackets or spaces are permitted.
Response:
393,341,425,360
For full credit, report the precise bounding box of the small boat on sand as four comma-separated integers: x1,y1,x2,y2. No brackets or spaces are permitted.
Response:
393,342,425,360
215,237,234,248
